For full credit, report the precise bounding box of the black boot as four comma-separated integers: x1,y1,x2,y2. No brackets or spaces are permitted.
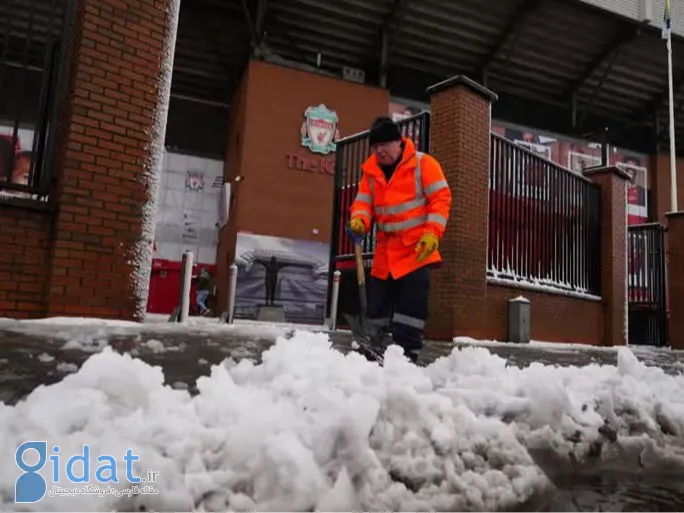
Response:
406,349,420,364
369,329,392,353
370,332,420,364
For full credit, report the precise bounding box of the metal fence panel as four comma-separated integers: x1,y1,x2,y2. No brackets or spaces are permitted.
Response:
627,223,668,346
488,133,602,296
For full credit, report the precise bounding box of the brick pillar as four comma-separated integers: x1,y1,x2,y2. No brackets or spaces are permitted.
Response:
424,75,498,340
666,212,684,349
583,166,631,346
47,0,180,320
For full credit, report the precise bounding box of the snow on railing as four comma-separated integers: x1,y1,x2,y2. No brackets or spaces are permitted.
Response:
488,133,602,297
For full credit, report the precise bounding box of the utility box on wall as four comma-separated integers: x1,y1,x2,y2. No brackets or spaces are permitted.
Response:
509,296,531,344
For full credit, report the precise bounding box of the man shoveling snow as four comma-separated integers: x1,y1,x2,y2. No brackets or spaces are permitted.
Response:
348,117,451,364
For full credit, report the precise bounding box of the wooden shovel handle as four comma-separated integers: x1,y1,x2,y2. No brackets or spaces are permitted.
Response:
354,244,365,286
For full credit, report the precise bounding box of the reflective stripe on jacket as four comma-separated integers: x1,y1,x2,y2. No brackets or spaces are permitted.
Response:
349,137,452,279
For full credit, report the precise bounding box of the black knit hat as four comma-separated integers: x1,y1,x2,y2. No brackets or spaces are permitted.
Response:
368,116,402,146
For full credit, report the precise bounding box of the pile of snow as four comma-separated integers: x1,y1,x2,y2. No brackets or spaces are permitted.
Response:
142,339,165,354
1,331,684,511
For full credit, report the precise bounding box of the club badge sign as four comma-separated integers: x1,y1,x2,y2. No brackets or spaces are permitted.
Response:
287,103,340,176
300,104,340,155
185,169,205,191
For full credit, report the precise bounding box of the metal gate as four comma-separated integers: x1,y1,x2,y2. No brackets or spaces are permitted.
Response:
627,223,668,346
326,112,431,326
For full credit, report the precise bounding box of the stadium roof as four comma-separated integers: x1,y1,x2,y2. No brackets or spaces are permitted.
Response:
7,0,684,153
173,0,684,154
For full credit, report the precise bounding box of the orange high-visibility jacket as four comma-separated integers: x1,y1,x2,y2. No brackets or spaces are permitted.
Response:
350,137,452,280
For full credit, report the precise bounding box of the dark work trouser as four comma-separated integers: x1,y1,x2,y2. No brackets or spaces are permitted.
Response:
366,265,431,361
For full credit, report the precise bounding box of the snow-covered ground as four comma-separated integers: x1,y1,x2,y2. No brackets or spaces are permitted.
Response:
1,318,684,511
0,314,325,341
0,315,333,359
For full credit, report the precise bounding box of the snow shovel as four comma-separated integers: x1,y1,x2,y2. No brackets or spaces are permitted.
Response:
342,243,384,363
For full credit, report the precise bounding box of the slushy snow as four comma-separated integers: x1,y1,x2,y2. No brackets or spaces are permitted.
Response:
1,330,684,511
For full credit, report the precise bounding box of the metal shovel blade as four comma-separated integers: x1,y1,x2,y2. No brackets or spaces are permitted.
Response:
343,313,384,364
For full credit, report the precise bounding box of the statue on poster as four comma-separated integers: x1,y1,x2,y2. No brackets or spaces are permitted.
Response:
253,256,308,306
234,232,330,323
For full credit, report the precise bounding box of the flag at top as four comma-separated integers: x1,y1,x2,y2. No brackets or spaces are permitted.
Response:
663,0,672,39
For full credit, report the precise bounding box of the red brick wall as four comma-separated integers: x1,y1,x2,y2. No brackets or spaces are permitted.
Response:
425,77,493,340
0,0,177,321
215,65,250,312
484,283,603,344
584,166,629,346
0,203,52,318
216,59,389,311
44,0,178,320
229,59,389,241
425,76,623,346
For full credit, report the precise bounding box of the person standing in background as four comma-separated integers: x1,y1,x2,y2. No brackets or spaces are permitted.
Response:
196,268,213,316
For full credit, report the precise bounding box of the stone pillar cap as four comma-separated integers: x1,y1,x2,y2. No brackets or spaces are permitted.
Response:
582,165,632,182
426,75,498,102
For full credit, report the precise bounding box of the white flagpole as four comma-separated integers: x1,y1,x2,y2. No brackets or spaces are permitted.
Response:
667,24,678,211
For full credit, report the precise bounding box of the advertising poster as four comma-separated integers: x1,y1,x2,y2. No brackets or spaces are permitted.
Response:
489,124,559,199
502,126,560,162
615,152,649,223
389,98,428,143
560,139,648,223
234,232,330,324
152,151,224,265
494,121,650,224
388,98,426,123
147,151,224,315
0,125,35,198
564,141,603,174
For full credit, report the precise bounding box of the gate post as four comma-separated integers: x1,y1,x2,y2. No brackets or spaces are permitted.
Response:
45,0,181,321
666,212,684,349
424,75,497,340
584,166,631,346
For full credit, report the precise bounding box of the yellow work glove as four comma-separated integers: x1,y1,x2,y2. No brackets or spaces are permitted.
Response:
415,232,439,262
349,218,366,236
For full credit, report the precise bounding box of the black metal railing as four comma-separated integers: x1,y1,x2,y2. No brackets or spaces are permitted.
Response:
0,0,70,198
488,133,602,296
627,223,668,346
326,111,430,321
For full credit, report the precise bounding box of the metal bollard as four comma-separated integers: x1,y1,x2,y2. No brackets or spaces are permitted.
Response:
329,270,342,331
226,263,238,324
178,250,194,323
